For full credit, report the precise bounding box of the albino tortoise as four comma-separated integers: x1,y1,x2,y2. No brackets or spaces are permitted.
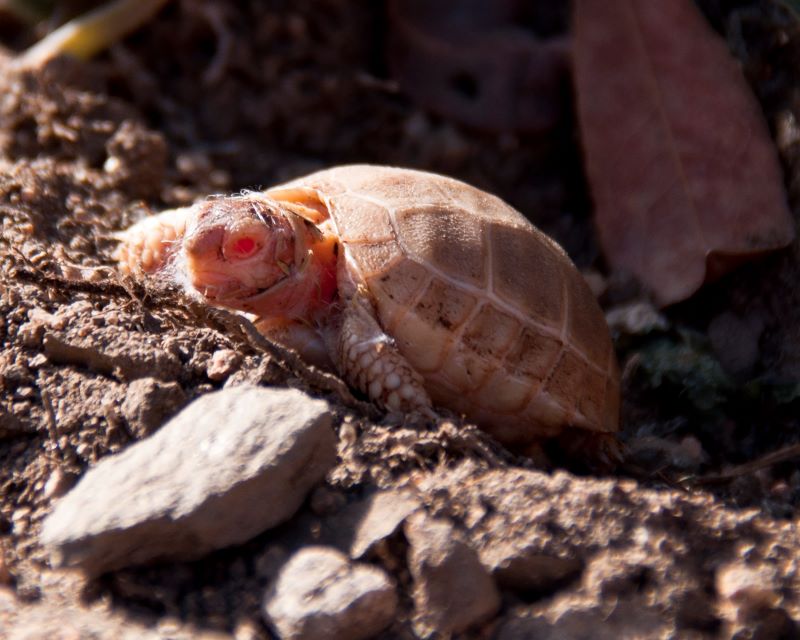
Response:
116,165,619,449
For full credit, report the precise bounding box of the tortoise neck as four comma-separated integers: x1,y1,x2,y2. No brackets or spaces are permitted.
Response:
246,226,339,323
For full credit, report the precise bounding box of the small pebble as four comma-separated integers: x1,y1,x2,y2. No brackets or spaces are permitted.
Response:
263,546,397,640
234,619,265,640
43,468,75,499
207,349,242,381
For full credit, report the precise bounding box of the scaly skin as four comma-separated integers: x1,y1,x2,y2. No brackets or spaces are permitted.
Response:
333,295,432,413
115,207,187,275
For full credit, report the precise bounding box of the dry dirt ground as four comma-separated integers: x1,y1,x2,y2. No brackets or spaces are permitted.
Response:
1,1,800,638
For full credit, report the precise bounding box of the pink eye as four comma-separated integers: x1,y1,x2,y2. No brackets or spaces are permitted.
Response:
229,235,259,258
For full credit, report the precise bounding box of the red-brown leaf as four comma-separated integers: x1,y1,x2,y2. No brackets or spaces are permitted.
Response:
574,0,795,306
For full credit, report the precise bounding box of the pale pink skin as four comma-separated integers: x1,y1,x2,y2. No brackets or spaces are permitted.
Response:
116,194,432,413
181,196,339,324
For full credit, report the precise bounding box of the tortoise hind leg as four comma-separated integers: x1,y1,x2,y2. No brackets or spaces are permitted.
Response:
327,296,434,416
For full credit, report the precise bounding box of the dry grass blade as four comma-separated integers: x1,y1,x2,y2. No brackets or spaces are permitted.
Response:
691,443,800,486
17,0,172,68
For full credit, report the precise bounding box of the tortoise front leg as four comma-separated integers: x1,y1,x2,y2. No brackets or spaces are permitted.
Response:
328,296,434,416
115,207,191,275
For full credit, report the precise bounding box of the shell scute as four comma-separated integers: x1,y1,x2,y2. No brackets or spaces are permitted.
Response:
391,309,449,373
439,348,495,393
603,369,621,432
462,304,521,359
436,306,517,395
543,351,590,418
370,257,429,310
347,241,404,280
577,367,608,428
564,267,613,369
394,205,487,288
478,372,538,414
491,223,566,329
504,328,563,381
413,277,478,333
329,193,395,244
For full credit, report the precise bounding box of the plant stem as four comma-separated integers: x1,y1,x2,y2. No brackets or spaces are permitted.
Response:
17,0,172,68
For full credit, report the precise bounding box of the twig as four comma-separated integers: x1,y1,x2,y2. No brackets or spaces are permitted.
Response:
13,264,380,416
691,443,800,485
38,387,67,463
203,306,381,419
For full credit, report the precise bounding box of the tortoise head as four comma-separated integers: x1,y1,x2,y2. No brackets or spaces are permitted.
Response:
182,194,327,317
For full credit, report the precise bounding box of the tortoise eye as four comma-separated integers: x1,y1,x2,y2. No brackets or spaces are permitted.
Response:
234,237,256,255
225,234,261,259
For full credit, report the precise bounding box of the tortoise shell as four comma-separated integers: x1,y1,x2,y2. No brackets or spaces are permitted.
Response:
272,165,619,445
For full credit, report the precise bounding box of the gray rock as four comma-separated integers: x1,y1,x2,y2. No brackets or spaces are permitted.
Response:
42,386,335,575
405,512,500,637
349,490,420,559
263,546,397,640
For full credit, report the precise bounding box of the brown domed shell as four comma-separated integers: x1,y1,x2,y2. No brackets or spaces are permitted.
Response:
272,165,619,445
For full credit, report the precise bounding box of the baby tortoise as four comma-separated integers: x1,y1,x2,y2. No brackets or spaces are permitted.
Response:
117,165,620,450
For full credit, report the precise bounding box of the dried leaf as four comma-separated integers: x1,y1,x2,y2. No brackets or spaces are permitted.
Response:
574,0,795,306
388,0,569,132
